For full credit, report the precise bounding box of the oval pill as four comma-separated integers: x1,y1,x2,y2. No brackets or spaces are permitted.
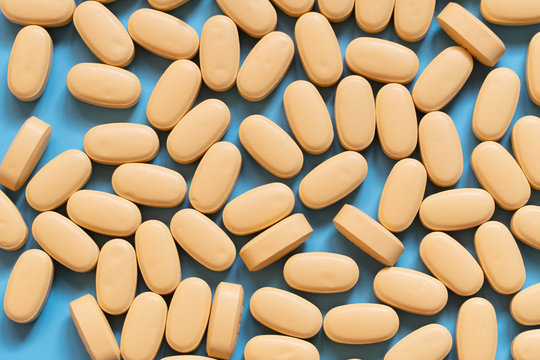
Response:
318,0,354,22
244,335,319,360
512,116,540,189
481,0,540,25
215,0,276,38
512,329,540,360
511,205,540,250
271,0,313,17
393,0,435,42
0,0,75,27
511,283,540,326
456,297,498,360
0,190,28,251
384,324,452,360
354,0,394,33
148,0,190,11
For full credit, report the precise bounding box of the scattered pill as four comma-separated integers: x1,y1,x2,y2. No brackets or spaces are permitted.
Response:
511,205,540,250
215,0,277,38
384,323,452,360
148,0,190,11
511,329,540,360
354,0,394,33
0,0,75,27
512,116,540,190
456,297,498,360
511,283,540,326
0,190,27,251
244,335,319,360
393,0,435,42
481,0,540,25
318,0,354,22
270,0,313,17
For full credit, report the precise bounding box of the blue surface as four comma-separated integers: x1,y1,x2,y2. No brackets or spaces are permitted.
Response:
0,0,539,359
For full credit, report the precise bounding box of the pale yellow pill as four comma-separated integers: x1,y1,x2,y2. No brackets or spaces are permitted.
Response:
0,116,51,191
148,0,189,11
384,324,452,360
473,68,520,141
512,329,540,360
120,292,167,360
318,0,354,22
420,232,484,296
32,211,99,273
512,116,540,190
0,0,75,27
375,83,418,160
511,283,540,326
166,277,211,353
26,150,92,212
283,252,359,293
147,60,201,131
239,213,313,271
374,267,448,315
238,115,304,179
73,1,134,67
244,335,319,360
70,294,120,360
393,0,435,42
481,0,540,25
0,189,28,251
3,249,53,323
215,0,277,38
170,208,236,271
456,297,498,360
206,282,244,360
67,63,141,108
270,0,313,17
135,220,181,295
412,46,473,113
323,304,399,344
200,15,239,92
250,287,322,338
511,205,540,250
295,12,342,87
128,9,198,60
527,33,540,106
354,0,394,33
334,204,404,266
419,188,495,231
237,31,294,101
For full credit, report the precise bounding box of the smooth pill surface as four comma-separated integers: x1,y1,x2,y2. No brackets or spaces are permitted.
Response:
511,283,540,326
512,329,540,360
511,205,540,250
244,335,319,360
0,190,28,251
148,0,189,11
384,324,452,360
456,297,498,360
512,116,540,189
0,0,75,27
318,0,354,22
215,0,276,38
270,0,313,17
354,0,394,33
481,0,540,25
394,0,435,42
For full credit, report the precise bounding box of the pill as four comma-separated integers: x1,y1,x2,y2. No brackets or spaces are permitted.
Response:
347,39,419,85
375,83,418,160
512,116,540,189
70,294,120,360
393,0,435,42
528,33,540,106
0,0,75,27
334,75,376,151
120,292,167,360
238,115,304,179
0,116,51,191
26,150,92,212
3,249,53,323
334,204,404,266
419,232,484,296
32,211,99,273
67,63,141,108
148,0,189,11
471,141,531,210
437,2,505,66
170,208,236,271
223,182,294,236
373,267,448,315
511,283,540,326
318,0,354,22
294,12,342,86
511,205,540,250
283,252,359,293
206,282,244,359
419,188,495,231
199,15,239,92
244,335,319,360
239,213,313,271
166,277,211,353
147,60,201,131
67,190,142,237
112,163,186,208
384,324,452,360
270,0,313,17
512,329,540,360
73,1,134,67
215,0,276,38
0,189,28,251
418,111,464,187
323,303,399,344
250,287,322,338
412,46,473,113
128,9,198,60
354,0,394,33
135,220,181,295
188,141,241,214
473,68,520,141
480,0,540,25
83,123,159,165
237,31,294,101
456,297,498,360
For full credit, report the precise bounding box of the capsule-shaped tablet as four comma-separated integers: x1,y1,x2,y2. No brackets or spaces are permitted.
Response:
511,205,540,250
418,111,464,187
237,32,294,101
376,83,418,160
512,329,540,360
419,188,495,231
147,60,201,131
456,297,497,360
393,0,435,42
148,0,189,11
73,1,134,67
215,0,276,38
412,46,473,113
189,142,241,214
96,239,137,315
283,252,359,293
170,209,236,271
32,212,99,273
3,249,53,323
318,0,354,22
166,278,211,353
481,0,540,25
0,190,28,251
323,304,399,344
244,335,319,360
334,204,404,266
239,213,313,271
0,0,75,27
384,324,452,360
295,12,342,86
346,38,419,84
373,267,448,315
271,0,313,17
0,116,51,191
511,283,540,326
67,63,141,108
238,115,304,179
83,123,159,165
420,232,484,296
512,116,540,189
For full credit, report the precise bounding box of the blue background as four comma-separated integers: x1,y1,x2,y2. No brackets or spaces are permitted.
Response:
0,0,539,359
